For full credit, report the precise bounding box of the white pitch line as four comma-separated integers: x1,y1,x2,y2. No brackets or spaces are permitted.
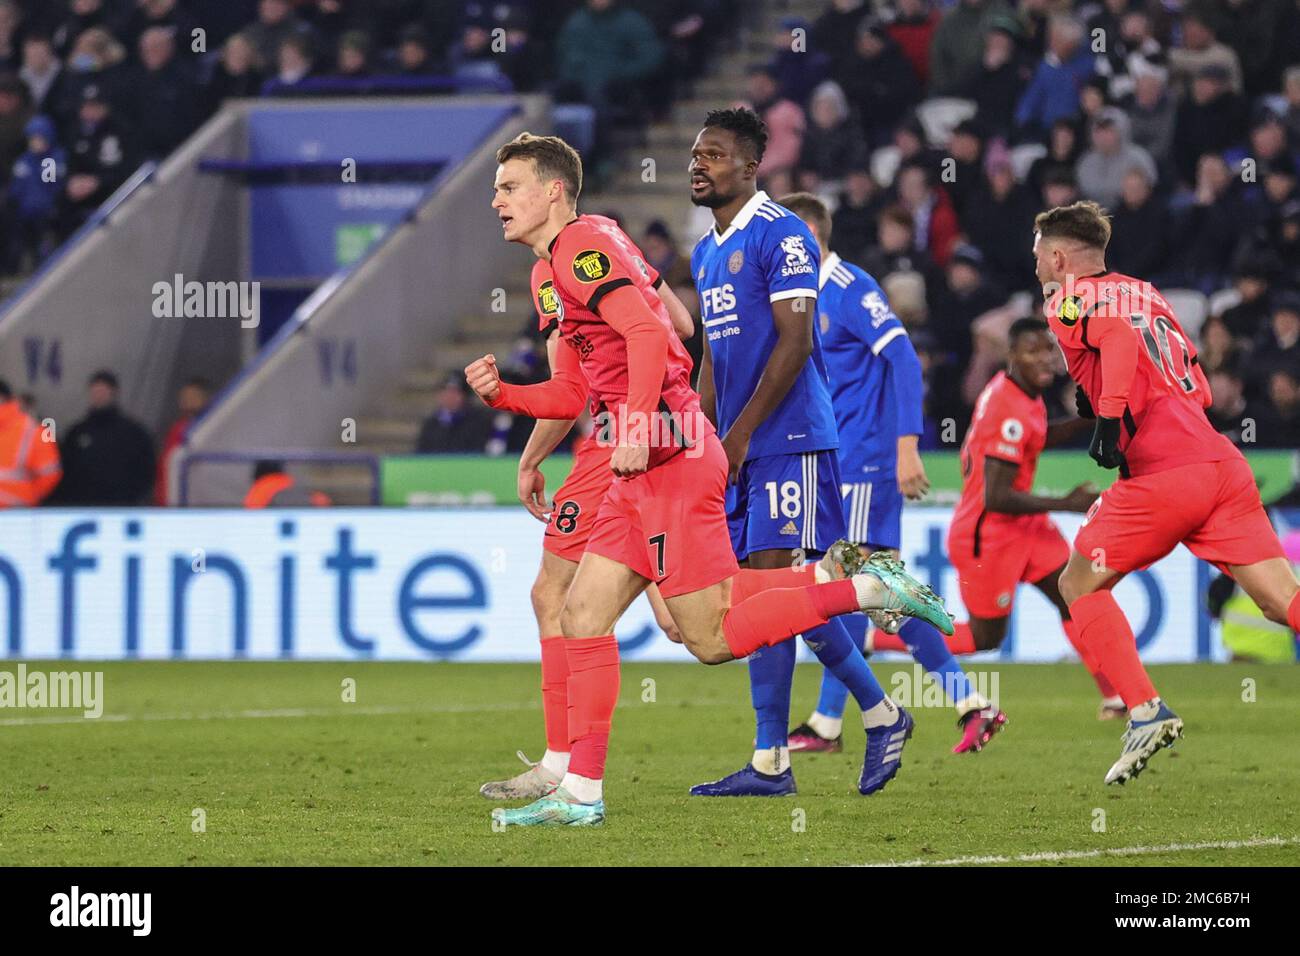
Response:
0,701,540,727
860,835,1300,867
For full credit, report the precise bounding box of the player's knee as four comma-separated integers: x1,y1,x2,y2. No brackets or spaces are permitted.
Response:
679,632,730,664
658,619,684,645
1256,591,1295,627
558,603,594,639
693,644,731,665
530,576,564,631
1058,569,1086,606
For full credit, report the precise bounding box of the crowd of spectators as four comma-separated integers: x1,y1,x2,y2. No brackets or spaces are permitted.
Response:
698,0,1300,451
427,1,1300,458
445,0,1299,457
6,0,1300,467
0,0,734,275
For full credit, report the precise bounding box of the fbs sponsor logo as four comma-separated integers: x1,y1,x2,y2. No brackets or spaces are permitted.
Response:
779,520,799,536
50,886,151,936
572,249,612,283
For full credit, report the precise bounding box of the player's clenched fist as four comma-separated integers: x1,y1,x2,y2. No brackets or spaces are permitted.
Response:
610,443,649,477
464,354,501,404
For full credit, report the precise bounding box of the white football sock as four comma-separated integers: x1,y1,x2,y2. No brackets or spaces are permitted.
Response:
862,696,901,728
752,745,790,775
1130,698,1162,721
953,692,989,717
560,772,602,803
1101,695,1125,709
807,711,842,739
850,574,888,610
540,750,568,777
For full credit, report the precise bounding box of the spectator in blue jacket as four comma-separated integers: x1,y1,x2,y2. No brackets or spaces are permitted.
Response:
1014,14,1095,140
4,114,65,271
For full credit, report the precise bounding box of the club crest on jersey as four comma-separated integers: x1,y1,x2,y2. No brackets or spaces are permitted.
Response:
728,250,744,274
536,279,561,318
572,249,612,283
1058,295,1083,326
819,311,830,334
779,235,814,277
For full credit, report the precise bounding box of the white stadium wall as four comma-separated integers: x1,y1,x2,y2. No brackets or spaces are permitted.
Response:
0,508,1216,662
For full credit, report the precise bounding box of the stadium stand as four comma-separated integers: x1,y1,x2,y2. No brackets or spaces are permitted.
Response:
0,0,1296,507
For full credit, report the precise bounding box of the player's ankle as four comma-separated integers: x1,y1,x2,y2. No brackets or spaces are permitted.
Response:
752,745,790,775
540,750,569,777
862,697,901,728
806,712,842,740
560,773,602,803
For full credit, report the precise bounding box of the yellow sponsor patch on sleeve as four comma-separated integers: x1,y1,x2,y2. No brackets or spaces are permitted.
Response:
1058,295,1082,326
571,249,612,283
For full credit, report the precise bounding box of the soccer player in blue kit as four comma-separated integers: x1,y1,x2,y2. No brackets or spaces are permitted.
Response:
686,108,915,797
778,193,1008,756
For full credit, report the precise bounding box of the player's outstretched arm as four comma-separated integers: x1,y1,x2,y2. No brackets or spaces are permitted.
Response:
983,457,1097,515
655,283,695,341
722,296,814,479
465,343,588,421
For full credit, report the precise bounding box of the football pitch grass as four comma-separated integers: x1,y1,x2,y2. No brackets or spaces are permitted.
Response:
1,660,1297,867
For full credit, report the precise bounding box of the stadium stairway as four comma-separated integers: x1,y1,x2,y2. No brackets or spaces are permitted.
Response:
315,0,821,504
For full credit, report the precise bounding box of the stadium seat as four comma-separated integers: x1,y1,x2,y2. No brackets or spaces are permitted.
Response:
870,145,902,189
916,97,978,147
1010,143,1047,182
1162,288,1209,339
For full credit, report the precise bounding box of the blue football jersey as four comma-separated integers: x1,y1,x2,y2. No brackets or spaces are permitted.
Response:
817,252,919,478
691,191,839,460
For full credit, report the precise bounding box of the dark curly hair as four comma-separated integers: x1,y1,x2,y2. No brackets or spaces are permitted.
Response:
703,107,768,163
